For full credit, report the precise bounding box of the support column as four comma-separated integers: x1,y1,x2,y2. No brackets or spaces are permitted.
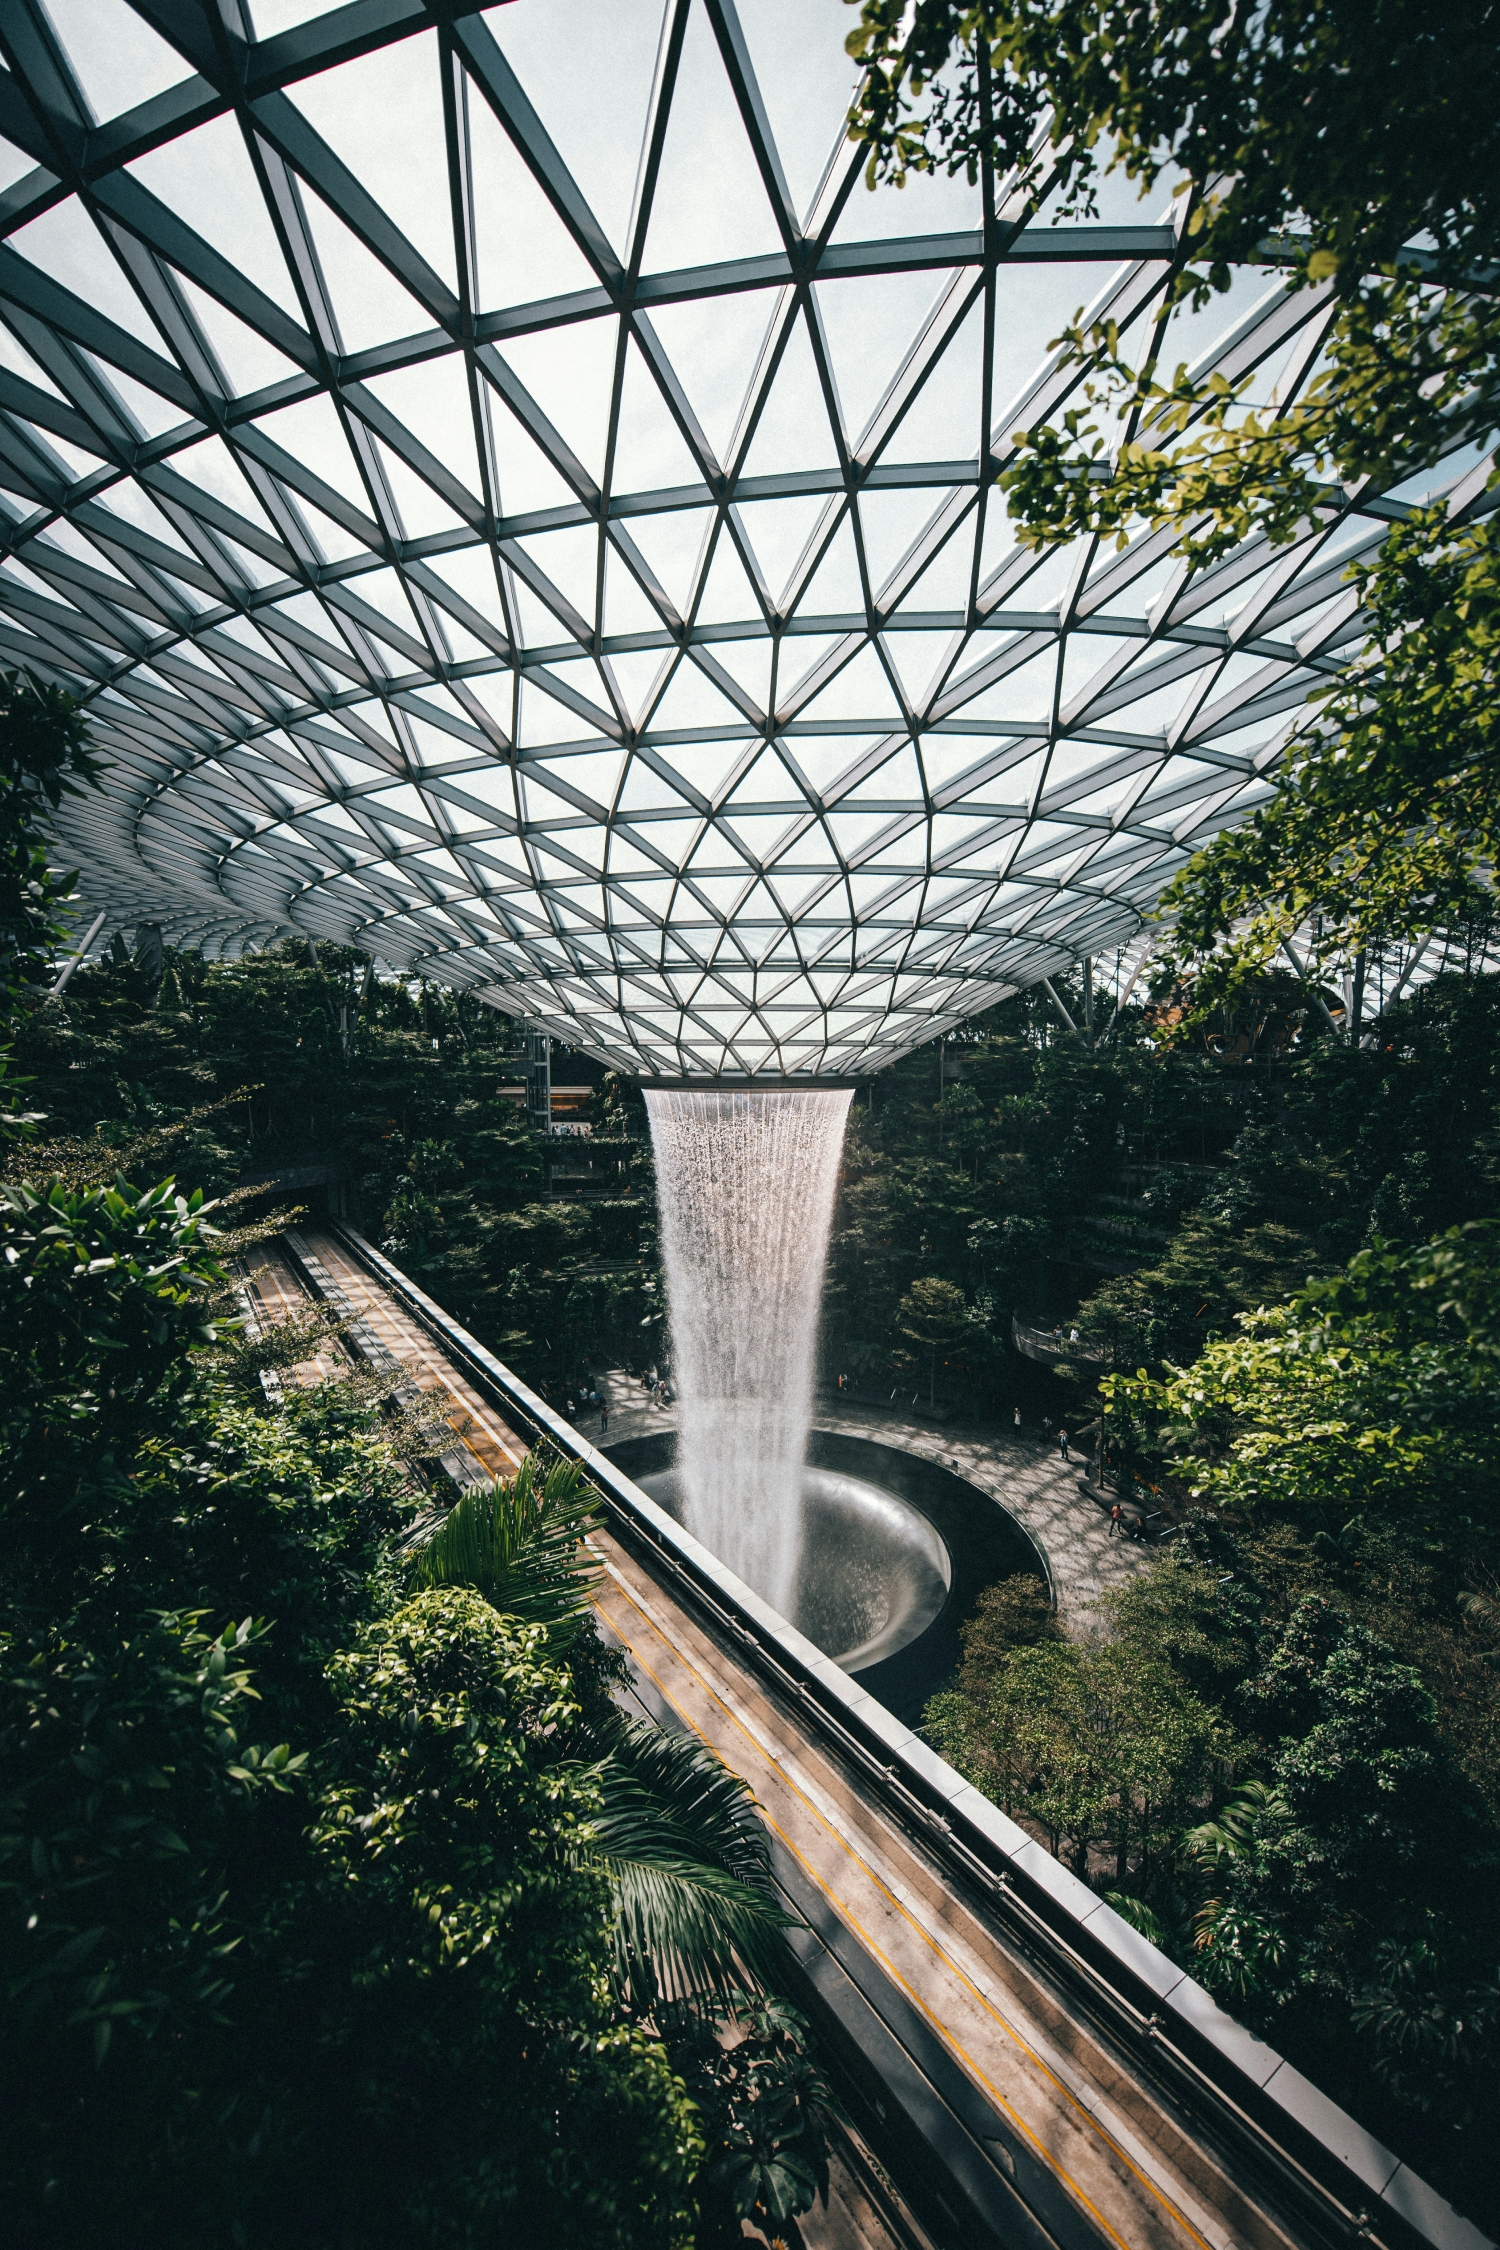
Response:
525,1023,552,1135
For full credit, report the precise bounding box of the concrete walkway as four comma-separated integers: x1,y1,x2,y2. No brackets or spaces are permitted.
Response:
590,1373,1149,1634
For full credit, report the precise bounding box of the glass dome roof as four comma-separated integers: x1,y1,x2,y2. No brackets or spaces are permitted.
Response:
0,0,1473,1076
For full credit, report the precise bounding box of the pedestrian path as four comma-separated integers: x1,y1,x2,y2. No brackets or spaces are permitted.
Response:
593,1374,1148,1633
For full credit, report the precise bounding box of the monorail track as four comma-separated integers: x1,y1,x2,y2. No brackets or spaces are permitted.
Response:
242,1227,1487,2250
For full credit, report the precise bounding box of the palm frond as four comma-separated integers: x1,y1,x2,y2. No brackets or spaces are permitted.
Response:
412,1453,601,1646
592,1715,788,2005
1186,1778,1288,1870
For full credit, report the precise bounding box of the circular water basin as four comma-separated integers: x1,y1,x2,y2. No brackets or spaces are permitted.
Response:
636,1464,951,1670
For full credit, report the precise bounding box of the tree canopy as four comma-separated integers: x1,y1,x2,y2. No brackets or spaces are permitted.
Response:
845,0,1500,1002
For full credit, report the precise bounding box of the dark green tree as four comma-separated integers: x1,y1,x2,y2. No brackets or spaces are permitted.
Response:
897,1273,970,1406
843,0,1500,1000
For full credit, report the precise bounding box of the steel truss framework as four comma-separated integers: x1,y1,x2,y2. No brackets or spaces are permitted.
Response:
0,0,1479,1076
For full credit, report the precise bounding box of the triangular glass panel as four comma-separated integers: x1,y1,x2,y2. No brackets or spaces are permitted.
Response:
814,272,948,446
827,808,891,858
843,741,923,805
881,296,984,468
620,506,710,617
416,544,509,624
640,1,785,272
426,609,496,667
465,82,599,310
489,395,579,518
790,513,865,618
650,657,748,732
614,334,707,491
515,524,602,626
0,322,70,403
893,525,979,615
372,439,468,540
287,32,458,297
518,679,587,747
498,316,620,487
360,356,485,507
852,487,944,592
988,265,1113,432
884,630,958,710
1040,738,1117,796
605,831,660,874
739,312,840,482
693,529,761,627
540,746,625,807
535,656,615,728
603,648,672,725
834,157,980,246
128,115,302,318
640,293,774,468
724,745,796,808
931,809,1002,858
1058,631,1140,710
776,728,876,800
297,185,433,354
485,0,662,262
704,633,775,715
602,543,667,636
656,735,747,802
26,424,100,483
168,272,302,399
45,0,194,124
618,760,689,822
155,436,278,537
80,355,182,442
722,812,791,864
732,493,827,603
734,0,858,227
796,641,903,724
446,760,518,817
453,669,518,741
11,199,168,357
252,394,372,513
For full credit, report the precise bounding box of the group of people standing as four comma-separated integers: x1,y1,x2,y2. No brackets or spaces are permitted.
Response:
1013,1406,1071,1461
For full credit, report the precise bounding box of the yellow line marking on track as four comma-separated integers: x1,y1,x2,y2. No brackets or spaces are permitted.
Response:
302,1239,528,1477
599,1562,1216,2250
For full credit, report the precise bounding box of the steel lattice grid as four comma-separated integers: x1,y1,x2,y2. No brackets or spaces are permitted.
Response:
0,0,1483,1076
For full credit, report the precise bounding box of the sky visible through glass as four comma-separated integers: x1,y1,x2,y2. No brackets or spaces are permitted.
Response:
0,0,1475,1075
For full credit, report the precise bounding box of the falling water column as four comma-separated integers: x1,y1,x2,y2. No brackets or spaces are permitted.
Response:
644,1088,853,1621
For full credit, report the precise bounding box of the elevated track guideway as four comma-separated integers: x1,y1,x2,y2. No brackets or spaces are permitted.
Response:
242,1228,1487,2250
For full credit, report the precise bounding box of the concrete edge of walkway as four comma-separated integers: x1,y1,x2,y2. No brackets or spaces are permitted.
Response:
318,1223,1494,2250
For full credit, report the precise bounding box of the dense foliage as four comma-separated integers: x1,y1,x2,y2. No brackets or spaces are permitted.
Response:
928,1213,1500,2227
0,1237,713,2244
844,0,1500,999
825,962,1500,1406
0,703,837,2247
9,935,660,1395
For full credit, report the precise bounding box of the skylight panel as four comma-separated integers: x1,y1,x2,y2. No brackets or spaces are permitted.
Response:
499,317,621,488
15,1,1405,1078
42,0,195,124
11,200,168,356
485,0,663,263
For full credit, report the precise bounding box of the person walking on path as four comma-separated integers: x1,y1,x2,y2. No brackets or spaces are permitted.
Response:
1013,1406,1021,1433
1042,1416,1052,1441
1058,1429,1070,1461
600,1399,609,1437
1109,1502,1122,1537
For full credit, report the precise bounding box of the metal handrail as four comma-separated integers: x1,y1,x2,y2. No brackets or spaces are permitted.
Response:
319,1223,1489,2250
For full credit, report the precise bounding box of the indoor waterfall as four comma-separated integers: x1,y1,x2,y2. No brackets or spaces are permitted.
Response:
644,1087,853,1619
